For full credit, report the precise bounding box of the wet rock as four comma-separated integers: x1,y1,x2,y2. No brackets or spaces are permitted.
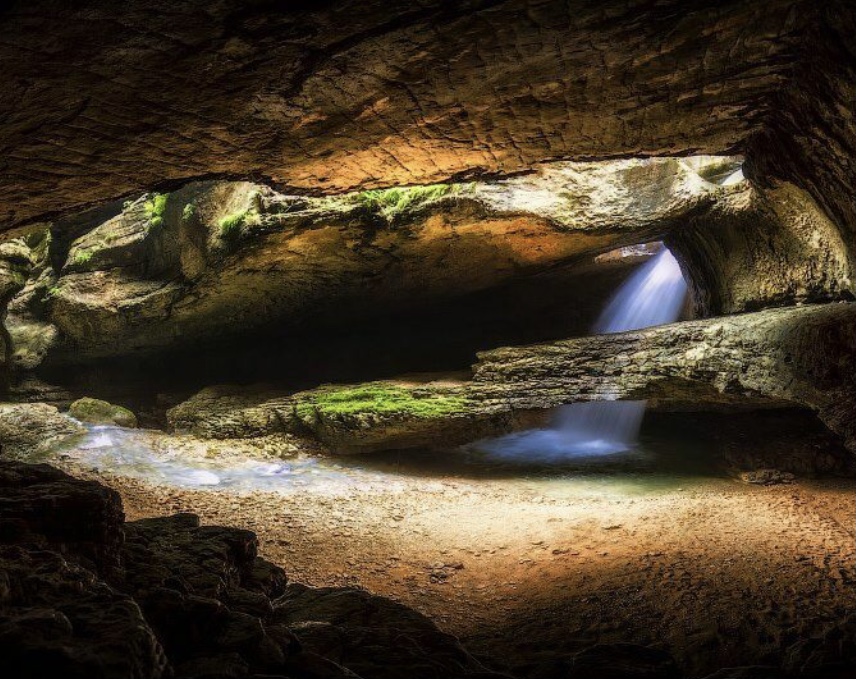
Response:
69,397,138,428
167,384,291,439
0,401,85,458
169,304,856,455
287,378,509,455
473,303,856,453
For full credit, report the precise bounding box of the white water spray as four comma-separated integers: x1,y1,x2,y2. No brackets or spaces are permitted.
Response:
474,247,688,462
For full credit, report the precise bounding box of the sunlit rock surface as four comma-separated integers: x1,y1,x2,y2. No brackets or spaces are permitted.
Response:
0,0,807,231
68,397,138,428
473,303,856,453
12,158,749,365
671,181,855,315
0,402,84,458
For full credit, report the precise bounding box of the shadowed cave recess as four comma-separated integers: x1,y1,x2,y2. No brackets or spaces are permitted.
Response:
1,2,855,679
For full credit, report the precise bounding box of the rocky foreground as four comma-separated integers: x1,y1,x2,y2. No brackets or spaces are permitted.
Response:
0,461,512,679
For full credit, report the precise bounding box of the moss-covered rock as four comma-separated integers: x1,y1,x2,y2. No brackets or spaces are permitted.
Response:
21,158,764,366
68,397,138,428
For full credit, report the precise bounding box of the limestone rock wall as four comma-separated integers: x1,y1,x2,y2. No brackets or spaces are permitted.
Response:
21,158,751,365
669,181,855,315
0,0,803,231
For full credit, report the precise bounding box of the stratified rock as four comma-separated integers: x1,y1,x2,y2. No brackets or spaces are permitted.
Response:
0,0,813,231
473,303,856,453
167,384,292,439
69,397,138,428
287,378,512,455
0,402,85,458
168,304,856,455
274,583,510,679
672,181,854,316
39,159,742,364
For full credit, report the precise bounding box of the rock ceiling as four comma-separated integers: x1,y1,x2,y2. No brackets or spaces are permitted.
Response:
2,0,844,233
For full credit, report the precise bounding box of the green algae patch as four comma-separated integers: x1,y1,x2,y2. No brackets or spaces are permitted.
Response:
294,383,470,421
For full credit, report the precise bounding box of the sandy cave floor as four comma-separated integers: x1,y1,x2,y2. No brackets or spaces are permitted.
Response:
51,428,856,678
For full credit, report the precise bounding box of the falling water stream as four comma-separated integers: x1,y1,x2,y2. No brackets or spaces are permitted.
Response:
472,247,688,463
46,246,690,487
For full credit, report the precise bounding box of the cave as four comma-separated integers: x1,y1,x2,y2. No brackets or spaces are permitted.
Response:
1,2,855,679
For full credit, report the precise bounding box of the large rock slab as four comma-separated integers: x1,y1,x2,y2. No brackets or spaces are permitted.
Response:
39,158,742,363
167,303,856,454
0,0,807,231
473,302,856,452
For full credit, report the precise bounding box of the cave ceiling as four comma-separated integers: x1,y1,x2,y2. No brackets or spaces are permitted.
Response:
1,0,835,234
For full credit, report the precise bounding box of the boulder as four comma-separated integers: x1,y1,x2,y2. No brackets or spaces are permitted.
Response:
0,462,124,575
0,402,86,458
167,384,291,439
0,460,515,679
69,397,138,428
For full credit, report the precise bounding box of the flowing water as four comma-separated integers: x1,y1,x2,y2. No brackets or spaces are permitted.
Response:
472,247,688,463
44,247,691,489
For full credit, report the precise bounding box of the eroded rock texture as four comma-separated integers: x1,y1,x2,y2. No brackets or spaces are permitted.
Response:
670,181,854,315
0,0,809,232
473,303,856,452
6,157,853,368
6,159,737,364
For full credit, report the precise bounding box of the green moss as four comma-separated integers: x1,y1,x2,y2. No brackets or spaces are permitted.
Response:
353,183,472,221
182,202,197,223
69,397,137,428
72,249,94,266
218,207,259,241
295,383,469,420
143,192,169,229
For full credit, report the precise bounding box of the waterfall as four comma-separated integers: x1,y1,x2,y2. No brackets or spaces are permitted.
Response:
473,247,687,462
